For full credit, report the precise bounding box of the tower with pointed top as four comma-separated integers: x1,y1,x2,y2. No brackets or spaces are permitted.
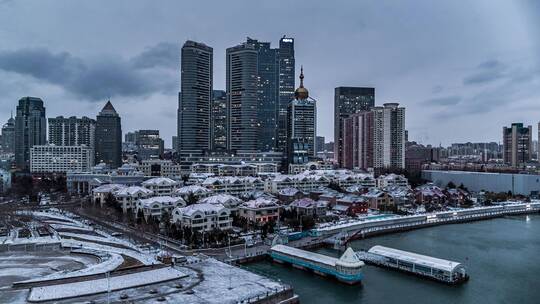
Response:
1,112,15,154
287,67,317,166
95,100,122,168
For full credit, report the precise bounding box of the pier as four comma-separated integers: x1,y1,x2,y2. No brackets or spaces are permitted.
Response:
315,202,540,246
269,245,364,284
356,245,468,284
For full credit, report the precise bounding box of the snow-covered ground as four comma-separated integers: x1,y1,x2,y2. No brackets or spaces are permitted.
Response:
18,250,124,284
28,267,187,302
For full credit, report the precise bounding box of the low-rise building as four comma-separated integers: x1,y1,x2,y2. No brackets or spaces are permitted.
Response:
277,187,305,203
138,159,184,178
191,163,277,176
113,186,154,213
135,196,186,221
202,176,265,195
198,194,243,212
265,173,330,194
91,184,126,205
289,198,328,216
376,174,409,188
141,177,179,196
174,185,212,202
238,198,280,225
362,188,395,210
334,195,369,215
30,145,94,174
415,184,447,205
171,203,232,232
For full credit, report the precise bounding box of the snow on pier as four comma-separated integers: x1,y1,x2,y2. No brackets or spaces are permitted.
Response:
357,245,468,284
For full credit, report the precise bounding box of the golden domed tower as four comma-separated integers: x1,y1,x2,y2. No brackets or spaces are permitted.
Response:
294,66,309,100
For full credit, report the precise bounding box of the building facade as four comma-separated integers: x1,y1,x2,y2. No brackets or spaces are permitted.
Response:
334,87,375,167
48,116,96,150
226,41,259,152
178,40,213,156
503,123,532,167
30,145,94,174
211,90,227,152
15,97,46,170
134,130,164,160
277,36,295,153
95,101,122,168
343,103,405,170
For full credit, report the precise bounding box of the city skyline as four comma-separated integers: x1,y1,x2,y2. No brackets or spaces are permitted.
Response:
0,1,540,147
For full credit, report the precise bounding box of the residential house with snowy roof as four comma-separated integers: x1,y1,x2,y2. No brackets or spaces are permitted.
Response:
174,185,212,203
202,176,264,195
289,198,328,216
376,173,409,188
113,186,154,213
238,198,280,225
171,203,231,232
135,196,186,221
91,183,126,205
141,177,179,196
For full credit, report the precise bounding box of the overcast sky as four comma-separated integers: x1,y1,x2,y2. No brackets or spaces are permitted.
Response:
1,0,539,147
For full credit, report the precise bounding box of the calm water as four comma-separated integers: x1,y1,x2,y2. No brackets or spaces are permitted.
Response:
246,214,540,304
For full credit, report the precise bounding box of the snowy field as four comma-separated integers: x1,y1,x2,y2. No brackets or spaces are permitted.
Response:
28,267,187,302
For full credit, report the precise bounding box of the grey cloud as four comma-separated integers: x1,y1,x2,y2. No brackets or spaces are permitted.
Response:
0,44,178,101
423,95,461,106
130,42,179,69
463,59,506,85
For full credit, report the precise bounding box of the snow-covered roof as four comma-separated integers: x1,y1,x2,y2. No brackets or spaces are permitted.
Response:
142,177,179,187
368,245,463,273
138,196,185,208
198,194,242,207
289,198,326,209
378,173,407,181
174,203,228,217
114,186,153,197
279,187,302,196
175,185,212,195
92,184,126,194
271,244,338,267
202,176,263,185
336,247,364,268
241,197,279,209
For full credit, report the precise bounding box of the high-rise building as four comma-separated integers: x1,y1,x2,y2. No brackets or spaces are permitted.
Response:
226,37,295,154
172,136,178,151
48,116,96,149
178,40,213,156
538,122,540,161
226,41,259,152
503,123,532,167
1,113,15,154
343,103,405,170
334,87,375,167
134,130,164,160
95,101,122,168
316,136,325,154
211,90,227,152
125,132,137,144
15,97,46,170
245,38,279,152
277,36,295,153
287,68,317,164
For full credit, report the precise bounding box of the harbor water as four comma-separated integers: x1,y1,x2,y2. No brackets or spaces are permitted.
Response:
246,214,540,304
